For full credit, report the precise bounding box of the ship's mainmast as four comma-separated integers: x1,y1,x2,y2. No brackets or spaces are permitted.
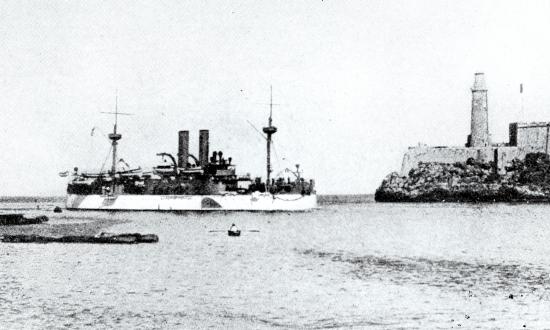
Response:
262,86,277,189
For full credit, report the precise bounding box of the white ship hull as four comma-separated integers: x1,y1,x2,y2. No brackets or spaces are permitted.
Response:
65,192,317,211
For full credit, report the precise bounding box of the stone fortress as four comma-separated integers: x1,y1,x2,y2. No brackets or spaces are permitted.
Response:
400,73,550,175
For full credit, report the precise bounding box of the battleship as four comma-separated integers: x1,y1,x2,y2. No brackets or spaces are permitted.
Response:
64,93,317,211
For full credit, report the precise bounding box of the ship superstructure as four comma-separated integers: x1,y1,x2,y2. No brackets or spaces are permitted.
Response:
65,94,317,211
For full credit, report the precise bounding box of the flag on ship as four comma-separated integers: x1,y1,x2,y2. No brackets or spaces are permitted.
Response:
58,171,69,177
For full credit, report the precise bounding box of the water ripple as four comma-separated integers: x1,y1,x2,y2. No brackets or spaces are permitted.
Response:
299,248,550,299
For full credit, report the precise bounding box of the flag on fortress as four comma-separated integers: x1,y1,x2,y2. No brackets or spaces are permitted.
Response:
520,83,523,93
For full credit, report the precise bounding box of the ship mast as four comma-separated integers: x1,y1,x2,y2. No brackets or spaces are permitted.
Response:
262,86,277,189
108,96,122,174
102,93,131,175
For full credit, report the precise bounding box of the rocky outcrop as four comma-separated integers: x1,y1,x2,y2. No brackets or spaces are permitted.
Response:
1,232,159,244
0,214,49,226
375,153,550,202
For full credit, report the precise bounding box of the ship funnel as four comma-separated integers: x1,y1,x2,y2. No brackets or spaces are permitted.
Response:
178,130,189,168
199,129,209,167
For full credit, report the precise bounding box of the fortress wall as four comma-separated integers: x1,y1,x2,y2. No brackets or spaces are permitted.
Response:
513,123,550,151
401,147,490,175
493,146,534,174
400,146,536,175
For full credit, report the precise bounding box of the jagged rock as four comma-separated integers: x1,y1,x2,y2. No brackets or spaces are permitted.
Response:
375,153,550,202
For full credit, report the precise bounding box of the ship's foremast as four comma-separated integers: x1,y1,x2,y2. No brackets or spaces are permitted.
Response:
102,94,130,176
109,123,122,175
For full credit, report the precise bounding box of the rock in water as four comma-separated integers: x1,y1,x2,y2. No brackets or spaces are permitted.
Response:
1,233,159,244
138,234,160,243
375,153,550,203
0,214,49,226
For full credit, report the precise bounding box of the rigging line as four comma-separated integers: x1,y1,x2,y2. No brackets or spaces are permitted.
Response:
273,195,305,201
99,145,113,174
246,119,285,173
100,111,133,115
246,120,267,141
91,126,111,144
246,119,282,175
89,131,94,170
271,140,282,172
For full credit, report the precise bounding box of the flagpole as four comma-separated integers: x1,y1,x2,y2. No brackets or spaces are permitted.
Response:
520,83,524,122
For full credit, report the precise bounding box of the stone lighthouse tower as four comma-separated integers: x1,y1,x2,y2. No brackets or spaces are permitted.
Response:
469,72,489,147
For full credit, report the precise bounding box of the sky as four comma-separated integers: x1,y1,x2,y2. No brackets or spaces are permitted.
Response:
2,0,550,196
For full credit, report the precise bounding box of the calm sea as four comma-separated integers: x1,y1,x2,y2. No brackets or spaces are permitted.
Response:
1,197,550,329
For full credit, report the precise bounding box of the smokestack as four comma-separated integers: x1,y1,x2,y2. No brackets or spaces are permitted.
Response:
178,130,189,168
199,129,209,167
470,72,489,147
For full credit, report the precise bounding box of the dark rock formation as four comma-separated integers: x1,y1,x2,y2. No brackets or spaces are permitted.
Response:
1,232,159,244
0,214,49,226
375,153,550,202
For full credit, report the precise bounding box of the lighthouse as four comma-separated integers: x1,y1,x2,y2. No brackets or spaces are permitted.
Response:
468,72,490,147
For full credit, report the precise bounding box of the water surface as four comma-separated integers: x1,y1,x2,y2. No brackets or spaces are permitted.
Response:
1,199,549,328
